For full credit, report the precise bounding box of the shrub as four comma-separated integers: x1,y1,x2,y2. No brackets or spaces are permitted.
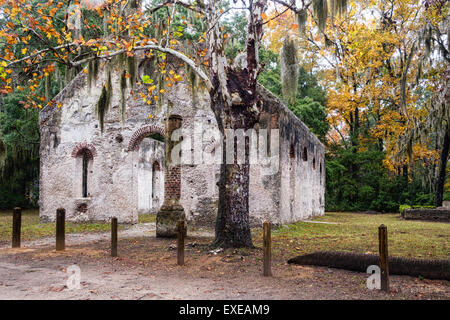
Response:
399,205,411,214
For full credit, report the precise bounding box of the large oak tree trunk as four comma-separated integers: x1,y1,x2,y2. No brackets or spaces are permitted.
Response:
206,0,267,248
214,160,253,248
436,126,449,207
209,89,257,248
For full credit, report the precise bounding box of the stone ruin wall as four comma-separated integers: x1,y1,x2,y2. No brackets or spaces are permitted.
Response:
39,64,221,224
39,59,325,226
258,86,325,224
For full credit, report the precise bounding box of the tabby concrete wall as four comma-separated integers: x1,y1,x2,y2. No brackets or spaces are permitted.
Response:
403,209,450,222
39,66,218,224
259,86,325,224
39,57,325,226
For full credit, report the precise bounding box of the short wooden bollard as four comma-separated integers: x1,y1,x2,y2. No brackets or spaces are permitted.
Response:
111,217,118,257
177,220,185,266
263,221,272,277
12,207,22,248
378,224,389,292
56,208,65,251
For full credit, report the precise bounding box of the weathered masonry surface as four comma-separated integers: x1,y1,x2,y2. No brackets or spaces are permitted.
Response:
39,58,325,226
403,209,450,222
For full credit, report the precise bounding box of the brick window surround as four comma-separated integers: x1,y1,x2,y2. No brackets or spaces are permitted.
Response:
128,125,165,152
71,142,97,159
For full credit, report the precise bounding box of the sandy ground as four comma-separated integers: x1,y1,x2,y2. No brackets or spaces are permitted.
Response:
0,224,448,300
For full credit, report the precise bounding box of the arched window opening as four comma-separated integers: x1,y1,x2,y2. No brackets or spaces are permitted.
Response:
313,157,316,170
289,143,295,159
72,144,96,199
82,152,89,198
302,147,308,161
128,125,165,152
152,161,161,201
320,161,323,185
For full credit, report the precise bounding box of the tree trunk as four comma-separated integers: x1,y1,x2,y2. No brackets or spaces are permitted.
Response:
214,159,253,248
206,0,267,248
436,127,449,207
210,91,256,248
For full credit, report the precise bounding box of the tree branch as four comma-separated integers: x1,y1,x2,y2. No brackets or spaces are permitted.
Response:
6,43,78,68
145,0,206,14
71,44,212,90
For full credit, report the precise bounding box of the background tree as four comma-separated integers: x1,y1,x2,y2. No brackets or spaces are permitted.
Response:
0,91,40,209
263,0,449,211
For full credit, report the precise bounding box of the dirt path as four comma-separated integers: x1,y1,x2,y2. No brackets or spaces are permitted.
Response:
0,227,448,300
0,223,213,250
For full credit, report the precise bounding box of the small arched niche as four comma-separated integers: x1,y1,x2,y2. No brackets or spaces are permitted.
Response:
289,143,295,159
71,143,97,198
302,147,308,161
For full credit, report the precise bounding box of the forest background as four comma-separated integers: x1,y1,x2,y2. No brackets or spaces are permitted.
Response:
0,0,448,212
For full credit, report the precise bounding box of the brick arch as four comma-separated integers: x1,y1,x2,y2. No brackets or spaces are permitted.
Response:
128,125,165,151
71,142,97,159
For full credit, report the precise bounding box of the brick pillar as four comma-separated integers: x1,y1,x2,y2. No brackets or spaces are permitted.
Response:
156,114,186,238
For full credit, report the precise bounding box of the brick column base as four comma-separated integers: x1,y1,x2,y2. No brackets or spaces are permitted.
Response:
156,203,186,238
156,114,186,238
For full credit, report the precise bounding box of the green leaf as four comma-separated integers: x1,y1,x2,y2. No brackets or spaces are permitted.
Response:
142,75,153,84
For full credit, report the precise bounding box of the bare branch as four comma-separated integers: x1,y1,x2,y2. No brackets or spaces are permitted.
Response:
271,0,300,13
145,0,205,14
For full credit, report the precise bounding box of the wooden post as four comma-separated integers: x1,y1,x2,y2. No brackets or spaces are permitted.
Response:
56,208,65,251
12,207,22,248
378,224,389,292
263,221,272,277
111,217,118,257
177,220,184,266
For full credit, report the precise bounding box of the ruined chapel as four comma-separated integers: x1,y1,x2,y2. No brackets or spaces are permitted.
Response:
39,56,325,227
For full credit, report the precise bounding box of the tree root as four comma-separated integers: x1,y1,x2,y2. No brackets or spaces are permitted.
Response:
288,251,450,280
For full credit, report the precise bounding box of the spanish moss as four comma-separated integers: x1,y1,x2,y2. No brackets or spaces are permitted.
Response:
87,60,94,88
116,52,126,69
45,73,51,102
296,9,307,35
127,55,136,88
0,138,6,169
130,0,139,9
330,0,347,18
96,68,113,133
313,0,328,31
157,71,164,111
185,62,198,108
120,69,127,123
280,39,299,105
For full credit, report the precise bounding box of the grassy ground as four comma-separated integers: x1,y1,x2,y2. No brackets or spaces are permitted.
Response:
254,212,449,261
1,210,448,261
0,211,448,299
0,210,157,244
0,209,115,244
138,213,156,223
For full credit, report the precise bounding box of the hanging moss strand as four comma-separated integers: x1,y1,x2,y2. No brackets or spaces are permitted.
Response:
120,70,127,123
